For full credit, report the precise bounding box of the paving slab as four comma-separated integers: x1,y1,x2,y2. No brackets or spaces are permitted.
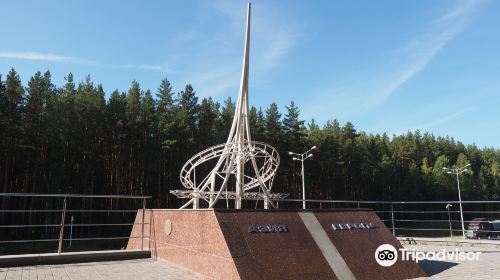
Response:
0,259,200,280
2,241,499,279
406,242,500,279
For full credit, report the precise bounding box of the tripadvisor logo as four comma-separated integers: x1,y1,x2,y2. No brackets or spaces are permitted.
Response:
375,244,398,267
374,243,482,267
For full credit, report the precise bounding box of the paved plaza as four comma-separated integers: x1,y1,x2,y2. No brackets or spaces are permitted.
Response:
1,241,499,279
0,259,200,280
409,241,500,280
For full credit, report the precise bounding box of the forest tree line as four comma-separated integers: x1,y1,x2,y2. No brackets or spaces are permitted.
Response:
1,68,500,209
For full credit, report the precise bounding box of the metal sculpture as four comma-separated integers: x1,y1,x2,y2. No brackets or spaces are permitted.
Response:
170,2,287,209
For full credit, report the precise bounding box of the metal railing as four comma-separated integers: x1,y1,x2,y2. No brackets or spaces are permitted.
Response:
0,193,151,255
277,198,500,240
3,193,498,254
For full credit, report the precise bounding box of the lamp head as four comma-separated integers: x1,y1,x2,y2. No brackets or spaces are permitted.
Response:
311,146,317,150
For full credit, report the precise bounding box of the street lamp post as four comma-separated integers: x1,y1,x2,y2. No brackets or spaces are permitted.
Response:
443,164,470,239
445,204,453,239
289,146,317,210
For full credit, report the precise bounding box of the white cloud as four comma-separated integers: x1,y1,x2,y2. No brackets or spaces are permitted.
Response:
0,2,299,98
0,51,95,64
183,0,301,98
378,0,485,102
437,0,483,23
189,65,241,98
304,0,485,120
256,29,300,71
119,63,170,73
0,51,169,73
395,107,476,135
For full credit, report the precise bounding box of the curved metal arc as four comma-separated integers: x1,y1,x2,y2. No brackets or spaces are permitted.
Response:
178,141,279,209
180,141,278,188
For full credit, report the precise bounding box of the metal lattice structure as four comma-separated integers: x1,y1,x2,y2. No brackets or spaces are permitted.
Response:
170,2,288,209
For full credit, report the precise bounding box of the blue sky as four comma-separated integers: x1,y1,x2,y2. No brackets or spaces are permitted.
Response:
1,0,499,148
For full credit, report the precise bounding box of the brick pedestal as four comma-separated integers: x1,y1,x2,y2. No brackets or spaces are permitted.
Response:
127,209,426,280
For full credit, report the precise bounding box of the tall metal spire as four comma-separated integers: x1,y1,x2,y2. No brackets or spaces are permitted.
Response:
230,1,252,208
171,2,287,209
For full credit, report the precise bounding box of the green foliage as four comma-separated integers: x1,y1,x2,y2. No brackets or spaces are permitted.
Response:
198,97,220,147
265,102,283,143
1,68,499,208
283,101,305,143
218,97,235,141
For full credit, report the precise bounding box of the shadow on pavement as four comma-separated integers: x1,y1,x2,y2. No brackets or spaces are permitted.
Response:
418,260,459,276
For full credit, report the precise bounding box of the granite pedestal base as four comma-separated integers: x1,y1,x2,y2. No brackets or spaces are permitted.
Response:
127,209,426,280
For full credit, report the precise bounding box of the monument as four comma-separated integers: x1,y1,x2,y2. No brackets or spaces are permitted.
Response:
128,3,427,279
169,1,288,210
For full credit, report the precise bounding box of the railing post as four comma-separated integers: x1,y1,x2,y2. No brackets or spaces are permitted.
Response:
391,203,395,236
58,197,67,254
141,198,146,250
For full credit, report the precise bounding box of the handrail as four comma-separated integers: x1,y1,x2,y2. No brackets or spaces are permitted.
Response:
277,198,500,204
0,223,148,228
0,193,150,255
0,193,151,199
276,198,500,240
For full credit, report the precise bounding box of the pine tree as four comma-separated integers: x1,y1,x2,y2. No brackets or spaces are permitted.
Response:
218,97,235,141
2,68,25,194
283,101,305,146
25,71,51,193
127,81,142,126
140,89,157,195
264,102,283,145
198,97,219,147
174,84,198,144
156,78,176,152
0,67,499,216
0,75,7,155
106,90,128,196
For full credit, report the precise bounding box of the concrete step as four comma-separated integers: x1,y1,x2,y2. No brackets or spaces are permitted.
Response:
0,249,151,267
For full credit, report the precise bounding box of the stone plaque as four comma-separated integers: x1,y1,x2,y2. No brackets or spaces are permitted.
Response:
164,219,172,235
